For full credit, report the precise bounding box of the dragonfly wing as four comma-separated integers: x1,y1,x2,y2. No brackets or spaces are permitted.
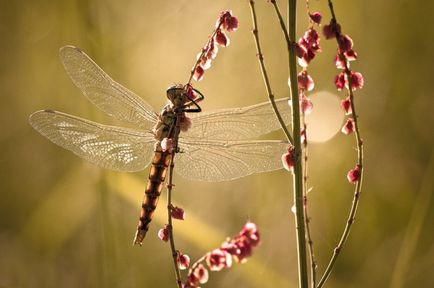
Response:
175,138,288,182
29,110,155,172
184,98,291,140
59,46,158,129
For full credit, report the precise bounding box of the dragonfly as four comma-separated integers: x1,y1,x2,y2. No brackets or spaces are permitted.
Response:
29,46,291,245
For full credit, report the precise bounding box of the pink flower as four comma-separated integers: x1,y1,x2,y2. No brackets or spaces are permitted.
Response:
323,21,341,39
158,224,169,242
206,249,232,271
297,70,314,91
161,137,174,152
214,29,230,47
193,65,204,81
309,12,322,24
345,49,358,61
335,72,346,91
239,222,260,247
341,97,352,115
282,145,296,171
232,240,252,263
341,118,355,135
300,95,313,114
349,71,364,90
177,251,191,270
347,165,361,183
334,53,347,69
220,10,238,32
298,48,316,67
338,34,354,52
170,205,185,220
193,264,209,284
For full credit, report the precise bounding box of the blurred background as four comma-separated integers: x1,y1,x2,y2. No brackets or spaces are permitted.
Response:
1,0,433,287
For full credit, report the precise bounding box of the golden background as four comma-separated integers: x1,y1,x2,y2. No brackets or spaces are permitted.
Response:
1,0,433,287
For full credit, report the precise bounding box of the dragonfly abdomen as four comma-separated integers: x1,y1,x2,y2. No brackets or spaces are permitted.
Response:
134,150,172,245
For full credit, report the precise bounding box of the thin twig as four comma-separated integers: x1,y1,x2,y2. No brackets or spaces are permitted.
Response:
248,0,293,145
167,156,182,288
316,1,365,287
302,114,317,288
187,22,223,85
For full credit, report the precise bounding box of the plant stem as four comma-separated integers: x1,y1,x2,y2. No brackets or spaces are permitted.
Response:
302,114,317,287
286,0,309,287
248,0,293,145
167,156,182,288
317,1,365,287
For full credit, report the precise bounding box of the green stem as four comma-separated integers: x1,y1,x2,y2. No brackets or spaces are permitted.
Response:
287,0,309,287
316,1,365,287
248,0,293,145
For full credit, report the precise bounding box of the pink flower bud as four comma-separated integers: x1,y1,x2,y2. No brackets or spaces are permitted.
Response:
335,72,346,91
341,118,355,135
282,146,296,171
323,21,341,39
170,205,185,220
297,70,314,91
206,249,232,271
344,49,358,61
239,222,260,247
347,165,361,183
193,264,209,284
341,97,352,115
309,12,322,24
338,34,354,52
214,29,230,47
349,71,364,90
220,10,238,32
193,65,204,81
177,251,190,270
300,95,313,114
158,225,169,242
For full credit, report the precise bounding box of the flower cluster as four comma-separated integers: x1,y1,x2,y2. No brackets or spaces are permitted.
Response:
192,11,238,82
323,18,364,183
323,19,364,136
183,222,260,288
294,13,322,116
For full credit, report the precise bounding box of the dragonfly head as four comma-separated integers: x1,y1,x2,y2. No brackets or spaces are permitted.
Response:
167,85,204,113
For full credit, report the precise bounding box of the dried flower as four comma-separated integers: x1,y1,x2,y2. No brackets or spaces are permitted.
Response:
347,165,361,183
193,264,209,284
177,251,191,270
158,224,169,242
341,118,355,135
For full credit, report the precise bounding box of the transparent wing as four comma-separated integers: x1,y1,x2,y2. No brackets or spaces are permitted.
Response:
185,98,291,140
60,45,158,129
175,138,288,182
29,110,156,172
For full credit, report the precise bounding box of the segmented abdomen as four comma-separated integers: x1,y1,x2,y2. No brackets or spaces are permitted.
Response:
133,150,172,245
